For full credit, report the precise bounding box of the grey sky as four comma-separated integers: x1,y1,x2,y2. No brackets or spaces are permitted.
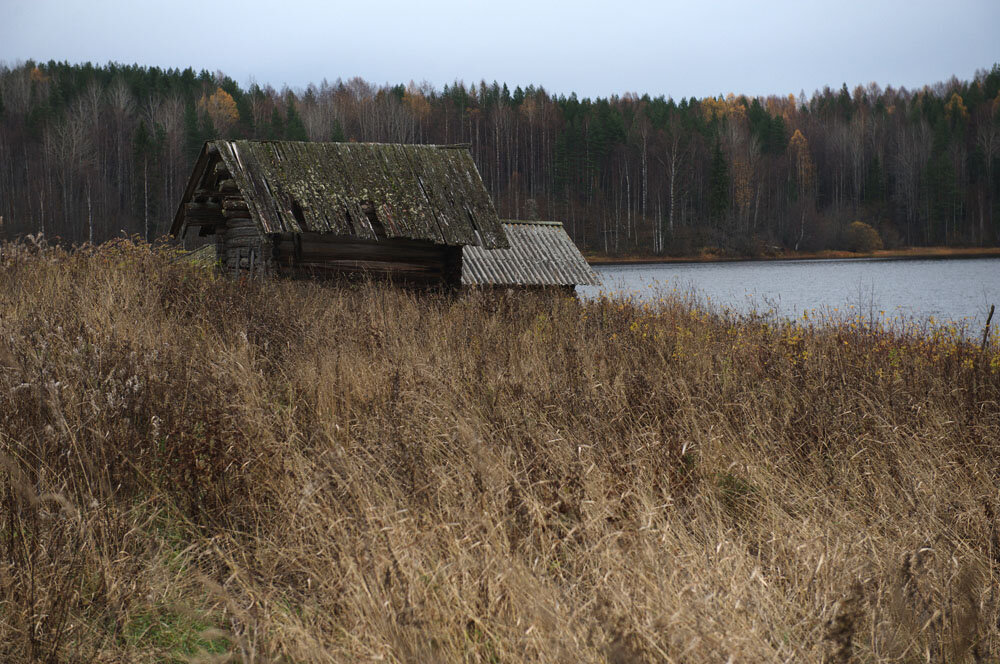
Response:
2,0,998,99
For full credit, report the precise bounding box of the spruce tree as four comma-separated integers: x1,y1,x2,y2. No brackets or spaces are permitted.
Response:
267,107,285,140
330,118,345,142
199,113,216,146
863,155,885,205
183,100,202,159
284,94,308,141
709,141,730,220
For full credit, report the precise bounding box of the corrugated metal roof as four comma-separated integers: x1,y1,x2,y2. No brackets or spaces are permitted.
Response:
172,140,507,249
462,221,600,287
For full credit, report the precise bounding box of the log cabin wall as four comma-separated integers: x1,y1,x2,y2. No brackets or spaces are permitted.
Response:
270,232,462,286
221,218,269,276
214,223,225,262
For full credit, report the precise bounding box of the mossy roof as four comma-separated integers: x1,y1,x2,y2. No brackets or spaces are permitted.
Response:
172,140,507,249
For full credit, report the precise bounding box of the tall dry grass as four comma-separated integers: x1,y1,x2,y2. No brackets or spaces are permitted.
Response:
1,238,998,663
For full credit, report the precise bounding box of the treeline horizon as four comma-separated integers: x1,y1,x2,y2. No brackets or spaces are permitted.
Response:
1,59,999,255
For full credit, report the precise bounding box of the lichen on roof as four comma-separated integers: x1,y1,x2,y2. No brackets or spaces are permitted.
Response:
174,140,507,249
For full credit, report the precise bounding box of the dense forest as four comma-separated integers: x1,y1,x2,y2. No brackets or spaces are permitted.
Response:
1,60,999,255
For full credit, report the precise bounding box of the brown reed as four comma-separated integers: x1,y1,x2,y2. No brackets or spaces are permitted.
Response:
0,238,997,662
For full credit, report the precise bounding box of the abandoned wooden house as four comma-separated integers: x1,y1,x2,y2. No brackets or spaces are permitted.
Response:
171,139,597,290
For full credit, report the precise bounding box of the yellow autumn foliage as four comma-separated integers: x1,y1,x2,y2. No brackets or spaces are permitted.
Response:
845,221,883,252
788,129,815,194
944,93,969,122
198,87,240,132
403,85,431,120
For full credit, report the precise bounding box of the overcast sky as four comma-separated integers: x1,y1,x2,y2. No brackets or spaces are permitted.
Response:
2,0,998,99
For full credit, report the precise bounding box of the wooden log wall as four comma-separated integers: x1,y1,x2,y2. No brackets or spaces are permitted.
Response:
222,218,269,277
271,232,461,286
180,154,272,276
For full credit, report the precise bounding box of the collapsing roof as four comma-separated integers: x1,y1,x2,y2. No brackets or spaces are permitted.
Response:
462,221,599,287
171,140,508,249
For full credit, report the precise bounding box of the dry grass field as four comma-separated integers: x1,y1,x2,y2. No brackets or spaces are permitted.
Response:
1,238,998,663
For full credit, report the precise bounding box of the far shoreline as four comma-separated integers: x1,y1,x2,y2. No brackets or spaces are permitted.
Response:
586,246,1000,266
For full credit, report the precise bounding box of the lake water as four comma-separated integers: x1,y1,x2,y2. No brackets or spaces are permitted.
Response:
580,257,1000,329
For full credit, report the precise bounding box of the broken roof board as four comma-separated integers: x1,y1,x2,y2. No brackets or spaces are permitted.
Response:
172,140,507,249
462,221,600,287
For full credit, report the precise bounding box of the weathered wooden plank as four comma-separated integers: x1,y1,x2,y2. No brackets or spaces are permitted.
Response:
227,240,255,248
289,142,332,234
299,246,443,260
224,227,257,237
307,246,444,259
373,145,419,240
226,239,265,250
223,141,281,234
399,145,463,245
225,231,261,243
315,142,353,235
225,237,261,250
292,235,446,254
293,264,439,276
185,211,224,223
438,150,490,245
337,145,379,240
222,198,249,211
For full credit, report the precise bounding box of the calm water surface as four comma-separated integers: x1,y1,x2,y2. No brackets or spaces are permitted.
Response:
580,257,1000,328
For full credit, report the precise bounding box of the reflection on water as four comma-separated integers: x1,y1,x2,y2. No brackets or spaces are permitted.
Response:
580,257,1000,328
